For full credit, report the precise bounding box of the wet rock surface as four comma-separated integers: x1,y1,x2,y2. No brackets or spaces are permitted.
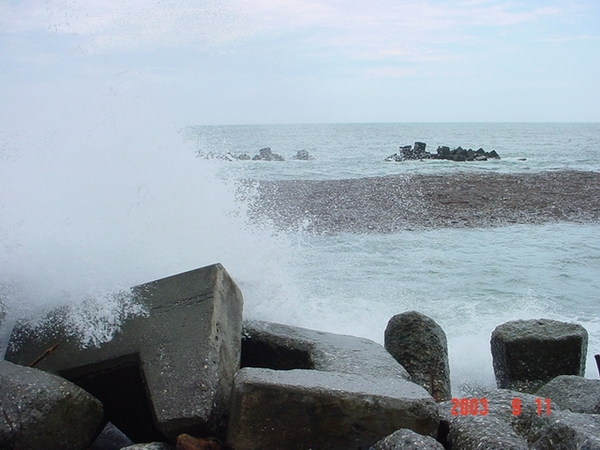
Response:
248,170,600,233
515,409,600,449
369,428,445,449
384,311,451,402
5,263,244,441
440,389,542,450
535,375,600,414
491,319,588,393
4,266,599,450
227,367,439,450
242,320,410,380
0,360,104,450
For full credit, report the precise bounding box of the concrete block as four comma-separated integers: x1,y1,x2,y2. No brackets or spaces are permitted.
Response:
226,367,439,450
242,320,410,380
5,263,243,441
491,319,588,392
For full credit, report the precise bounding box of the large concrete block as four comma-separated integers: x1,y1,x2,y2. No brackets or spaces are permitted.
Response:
5,263,243,441
226,367,439,450
490,319,588,392
242,320,410,380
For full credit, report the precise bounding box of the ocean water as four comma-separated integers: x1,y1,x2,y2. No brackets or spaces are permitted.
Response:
1,122,599,395
187,122,600,179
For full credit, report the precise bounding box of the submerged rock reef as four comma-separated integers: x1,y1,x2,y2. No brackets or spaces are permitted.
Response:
250,170,600,233
2,263,599,449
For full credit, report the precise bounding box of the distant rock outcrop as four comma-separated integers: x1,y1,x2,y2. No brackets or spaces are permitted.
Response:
292,149,312,160
251,147,285,161
386,142,500,162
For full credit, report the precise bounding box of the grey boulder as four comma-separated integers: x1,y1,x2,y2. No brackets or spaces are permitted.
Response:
515,409,600,449
384,311,451,401
0,360,104,450
370,428,444,449
536,375,600,414
439,389,541,450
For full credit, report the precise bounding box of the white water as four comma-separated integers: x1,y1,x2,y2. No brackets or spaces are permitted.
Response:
0,117,299,350
1,120,599,395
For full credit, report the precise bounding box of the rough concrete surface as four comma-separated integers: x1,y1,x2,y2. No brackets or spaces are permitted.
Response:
227,367,439,450
5,263,243,441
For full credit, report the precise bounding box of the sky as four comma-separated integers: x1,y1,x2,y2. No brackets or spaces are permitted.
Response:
1,0,599,125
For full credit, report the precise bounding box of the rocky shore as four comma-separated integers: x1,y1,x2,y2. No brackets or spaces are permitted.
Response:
248,170,600,233
2,264,599,450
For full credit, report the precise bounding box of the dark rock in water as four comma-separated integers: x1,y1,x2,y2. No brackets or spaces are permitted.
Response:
91,422,134,450
436,146,450,157
236,153,251,160
293,149,311,160
251,147,284,161
5,263,244,441
384,311,451,402
0,360,104,450
536,375,600,414
454,147,468,158
370,428,445,449
260,147,273,159
386,142,500,162
490,319,588,393
414,141,427,155
227,367,439,450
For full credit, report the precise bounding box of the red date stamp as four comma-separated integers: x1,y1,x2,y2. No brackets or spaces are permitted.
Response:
450,397,551,416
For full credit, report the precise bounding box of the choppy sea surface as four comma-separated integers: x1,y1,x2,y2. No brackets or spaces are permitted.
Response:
188,122,600,393
1,122,599,394
187,122,600,179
